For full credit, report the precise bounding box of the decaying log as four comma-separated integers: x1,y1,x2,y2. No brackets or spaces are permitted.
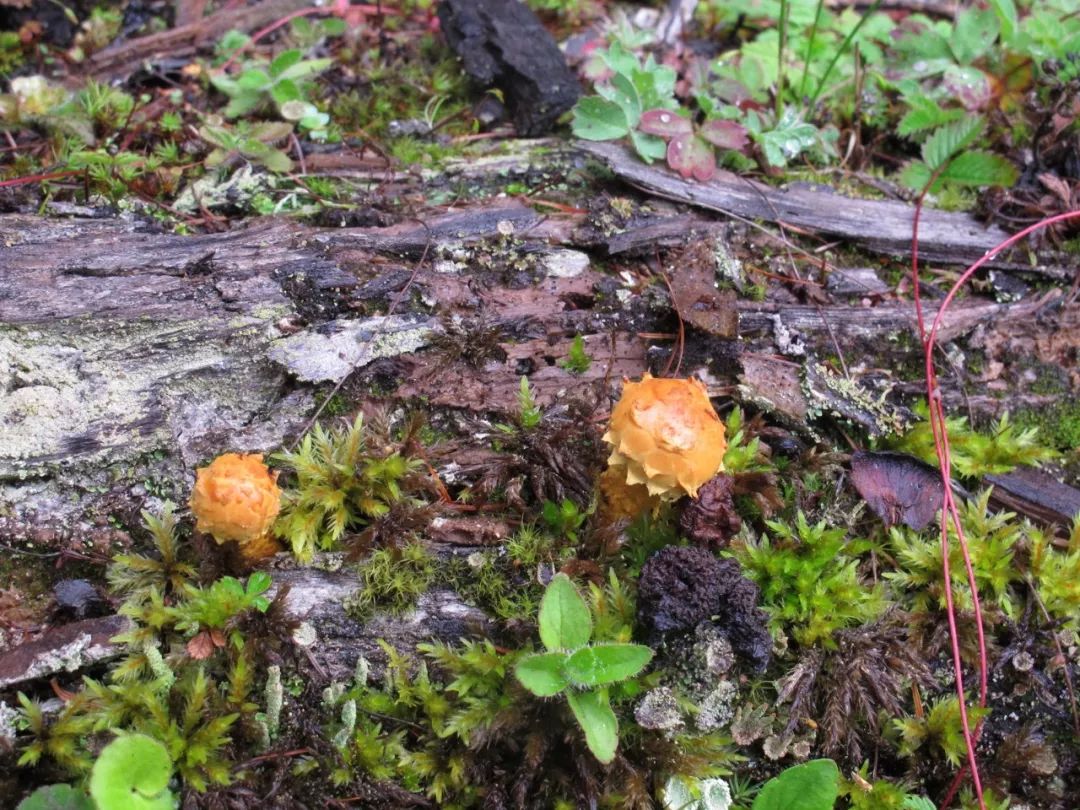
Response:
578,141,1072,276
3,202,1072,531
0,563,490,691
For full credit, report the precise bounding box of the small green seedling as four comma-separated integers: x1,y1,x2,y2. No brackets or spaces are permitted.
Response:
514,573,652,763
560,335,592,374
751,759,839,810
210,48,331,135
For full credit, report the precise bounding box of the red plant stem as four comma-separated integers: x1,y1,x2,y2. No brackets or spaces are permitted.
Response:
910,172,987,809
913,201,1080,809
0,170,81,188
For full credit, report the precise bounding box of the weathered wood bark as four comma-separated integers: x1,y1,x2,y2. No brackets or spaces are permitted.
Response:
579,141,1074,276
2,192,1077,685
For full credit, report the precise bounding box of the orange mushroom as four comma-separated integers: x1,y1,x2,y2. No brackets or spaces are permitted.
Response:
189,453,282,562
602,374,726,501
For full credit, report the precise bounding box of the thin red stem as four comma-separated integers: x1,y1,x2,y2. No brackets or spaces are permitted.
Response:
913,199,1080,809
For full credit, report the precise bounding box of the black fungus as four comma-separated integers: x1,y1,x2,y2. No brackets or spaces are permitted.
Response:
637,546,772,672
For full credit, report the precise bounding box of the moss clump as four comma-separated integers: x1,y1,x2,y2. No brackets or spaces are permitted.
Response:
345,540,436,621
1013,400,1080,454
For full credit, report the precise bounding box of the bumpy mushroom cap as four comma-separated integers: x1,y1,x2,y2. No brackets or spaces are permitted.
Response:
602,374,726,500
190,453,281,559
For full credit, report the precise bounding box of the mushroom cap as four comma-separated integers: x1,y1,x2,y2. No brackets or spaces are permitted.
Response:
189,453,281,550
602,374,726,500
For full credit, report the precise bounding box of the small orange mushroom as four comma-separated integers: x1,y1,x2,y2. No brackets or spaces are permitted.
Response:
189,453,282,562
602,373,726,501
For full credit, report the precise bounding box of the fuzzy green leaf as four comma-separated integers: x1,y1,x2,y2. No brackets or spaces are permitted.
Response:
563,643,653,687
537,574,592,652
752,759,840,810
88,734,175,810
571,97,629,141
514,652,570,696
566,688,618,764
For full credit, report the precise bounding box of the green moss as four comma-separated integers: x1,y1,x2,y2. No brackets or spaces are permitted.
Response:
345,540,436,621
1013,400,1080,453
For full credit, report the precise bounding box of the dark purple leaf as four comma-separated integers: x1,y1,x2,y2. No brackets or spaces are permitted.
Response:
699,119,750,151
638,108,693,139
667,134,715,182
850,450,945,530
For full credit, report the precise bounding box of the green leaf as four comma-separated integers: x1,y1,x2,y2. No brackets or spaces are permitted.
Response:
276,57,332,82
902,797,937,810
269,49,303,78
514,652,570,696
897,96,963,138
629,129,666,163
938,151,1017,188
538,573,592,651
17,785,94,810
609,72,641,129
752,759,839,810
898,161,933,193
571,97,629,141
921,117,985,170
271,79,302,105
563,643,653,686
236,69,272,91
566,688,618,764
88,734,175,810
989,0,1017,41
950,7,1000,65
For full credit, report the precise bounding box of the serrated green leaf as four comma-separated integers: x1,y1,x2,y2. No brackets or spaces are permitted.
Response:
514,652,570,696
921,117,985,170
897,97,963,138
898,161,933,193
752,759,839,810
563,643,653,686
939,151,1017,188
538,573,592,651
567,688,618,764
571,96,629,141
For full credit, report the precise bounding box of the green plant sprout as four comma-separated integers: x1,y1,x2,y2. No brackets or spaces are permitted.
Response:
886,403,1056,478
734,512,886,646
514,573,652,763
273,413,423,561
560,334,592,374
210,47,331,135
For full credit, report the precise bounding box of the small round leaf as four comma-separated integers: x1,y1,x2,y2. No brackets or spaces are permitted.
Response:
89,734,175,810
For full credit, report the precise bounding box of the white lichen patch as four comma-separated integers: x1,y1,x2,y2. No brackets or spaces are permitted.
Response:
0,317,273,474
267,314,436,383
541,249,590,278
